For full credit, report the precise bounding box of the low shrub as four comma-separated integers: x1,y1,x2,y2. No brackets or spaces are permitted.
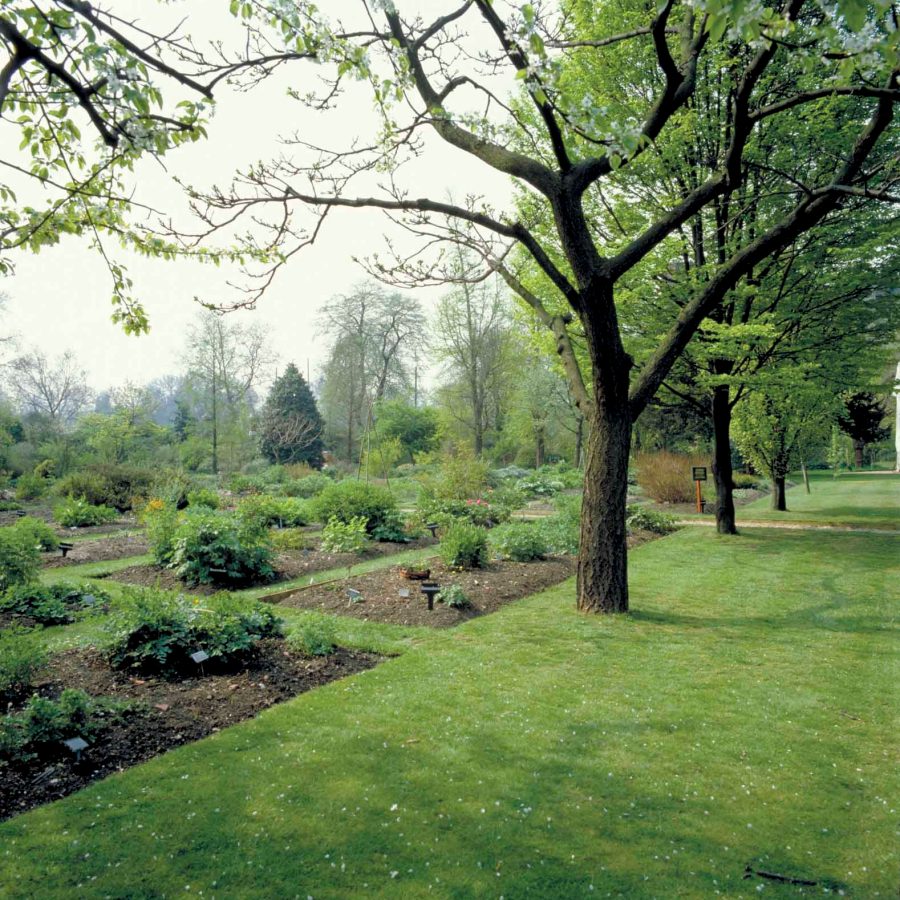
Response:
0,627,47,702
54,498,118,527
152,470,192,509
0,500,23,512
488,522,549,561
320,516,369,554
0,528,41,591
281,473,331,498
0,582,108,627
733,472,764,490
0,689,140,765
625,505,680,535
141,499,181,567
15,473,46,501
106,588,283,674
169,510,275,586
290,618,336,657
186,487,220,509
237,494,310,529
535,494,582,555
369,509,412,543
270,527,309,552
437,584,472,609
11,516,59,552
225,473,267,495
417,495,512,529
440,522,488,570
634,451,708,504
311,480,397,534
56,464,155,511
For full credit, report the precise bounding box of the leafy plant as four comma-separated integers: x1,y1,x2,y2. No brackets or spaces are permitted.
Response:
0,627,47,703
187,487,220,509
311,480,398,534
440,522,488,570
488,522,548,561
535,494,582,555
55,464,155,511
270,527,309,551
106,588,283,674
0,528,41,591
142,499,182,566
54,498,118,527
437,584,472,609
0,500,23,512
625,505,680,535
0,689,141,765
11,516,59,552
369,509,412,543
290,618,336,656
320,516,369,554
14,473,46,501
237,494,310,529
1,582,108,627
281,472,331,498
169,510,275,586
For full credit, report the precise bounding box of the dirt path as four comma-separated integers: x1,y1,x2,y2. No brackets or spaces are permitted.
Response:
677,519,899,535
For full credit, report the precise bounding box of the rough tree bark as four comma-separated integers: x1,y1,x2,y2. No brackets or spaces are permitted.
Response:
772,476,787,510
711,385,737,534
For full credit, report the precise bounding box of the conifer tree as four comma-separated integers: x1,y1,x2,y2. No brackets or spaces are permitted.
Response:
260,365,324,468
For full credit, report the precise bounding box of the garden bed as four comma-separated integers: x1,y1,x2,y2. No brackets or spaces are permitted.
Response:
42,534,150,568
275,556,579,627
0,639,380,821
104,536,436,594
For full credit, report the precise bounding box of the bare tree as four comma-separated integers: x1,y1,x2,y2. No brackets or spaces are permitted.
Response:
7,348,91,425
184,310,275,473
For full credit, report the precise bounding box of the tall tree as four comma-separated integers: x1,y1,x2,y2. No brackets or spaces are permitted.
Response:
183,0,898,612
432,265,516,456
838,392,890,466
7,348,91,425
259,363,324,467
184,311,274,473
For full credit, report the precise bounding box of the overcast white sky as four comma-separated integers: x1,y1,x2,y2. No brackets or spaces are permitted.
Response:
0,1,512,395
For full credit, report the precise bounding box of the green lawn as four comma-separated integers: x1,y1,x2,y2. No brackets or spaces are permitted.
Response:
1,526,896,898
738,472,900,529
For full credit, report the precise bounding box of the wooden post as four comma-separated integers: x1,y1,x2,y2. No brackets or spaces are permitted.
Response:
695,479,703,513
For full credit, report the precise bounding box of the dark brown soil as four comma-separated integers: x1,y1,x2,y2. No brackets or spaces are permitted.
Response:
0,640,380,821
275,556,578,627
42,534,149,568
105,536,436,595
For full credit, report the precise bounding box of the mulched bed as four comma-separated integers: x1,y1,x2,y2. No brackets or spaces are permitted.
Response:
42,534,150,568
105,536,436,595
275,556,578,627
0,639,380,821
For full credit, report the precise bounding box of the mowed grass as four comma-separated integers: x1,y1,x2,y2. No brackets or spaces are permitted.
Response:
1,528,897,898
739,472,900,528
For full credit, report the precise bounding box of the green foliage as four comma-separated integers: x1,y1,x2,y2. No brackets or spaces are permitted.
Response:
186,488,220,509
1,582,108,627
259,363,325,467
10,516,59,552
54,497,118,527
169,510,275,586
625,505,679,535
320,516,369,554
732,473,763,490
152,470,193,509
290,619,337,657
436,584,472,609
0,689,141,765
141,500,181,567
280,473,331,498
311,480,398,534
373,400,439,462
270,527,309,552
535,494,582,555
0,627,47,703
0,501,23,512
107,588,283,674
369,509,412,543
55,464,155,511
488,522,548,561
237,494,310,529
440,522,489,570
417,494,514,529
14,473,46,501
0,529,41,591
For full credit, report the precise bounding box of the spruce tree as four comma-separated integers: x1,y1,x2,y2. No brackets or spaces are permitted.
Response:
260,364,325,468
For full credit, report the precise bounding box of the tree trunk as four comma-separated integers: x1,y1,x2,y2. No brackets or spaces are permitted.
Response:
535,428,545,468
574,415,584,468
801,460,811,493
711,385,737,534
853,440,864,468
577,299,632,614
772,476,787,511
